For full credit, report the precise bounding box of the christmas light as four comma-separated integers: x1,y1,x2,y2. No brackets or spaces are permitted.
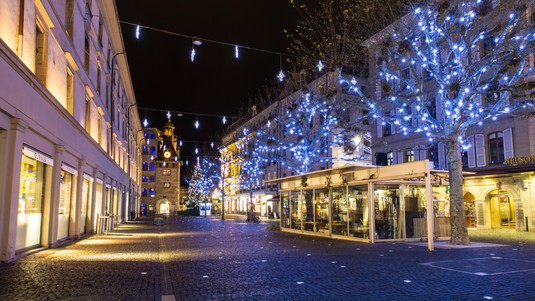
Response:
277,70,285,82
135,25,140,39
317,60,324,72
235,45,239,58
194,120,200,129
143,118,148,127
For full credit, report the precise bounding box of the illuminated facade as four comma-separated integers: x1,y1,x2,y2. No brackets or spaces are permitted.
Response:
0,0,142,262
364,1,535,232
140,120,181,216
220,71,371,219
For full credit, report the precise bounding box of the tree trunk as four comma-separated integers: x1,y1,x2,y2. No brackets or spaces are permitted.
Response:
447,139,470,245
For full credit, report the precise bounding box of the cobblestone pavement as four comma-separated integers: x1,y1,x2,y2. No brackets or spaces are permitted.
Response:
1,216,534,301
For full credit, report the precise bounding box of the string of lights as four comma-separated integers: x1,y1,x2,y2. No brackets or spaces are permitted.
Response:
120,20,299,82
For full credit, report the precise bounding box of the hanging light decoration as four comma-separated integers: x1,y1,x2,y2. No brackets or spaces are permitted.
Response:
135,25,141,39
235,45,239,59
316,60,324,72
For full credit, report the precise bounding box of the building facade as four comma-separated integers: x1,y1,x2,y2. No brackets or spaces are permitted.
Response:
364,0,535,232
141,120,181,216
0,0,142,262
220,71,371,219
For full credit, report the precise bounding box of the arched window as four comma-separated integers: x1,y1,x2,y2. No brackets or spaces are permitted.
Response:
142,175,147,182
149,188,155,197
142,162,148,171
149,162,156,171
141,188,147,197
142,145,149,155
150,146,157,155
149,176,155,182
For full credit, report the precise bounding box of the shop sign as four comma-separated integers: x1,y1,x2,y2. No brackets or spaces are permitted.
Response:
61,163,78,176
504,155,535,165
22,145,54,165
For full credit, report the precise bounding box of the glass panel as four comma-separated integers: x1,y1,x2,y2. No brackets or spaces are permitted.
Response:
281,192,290,228
314,189,329,234
58,170,73,240
301,190,314,232
290,191,301,230
374,185,401,239
80,178,91,234
331,186,348,236
348,185,369,239
17,156,45,250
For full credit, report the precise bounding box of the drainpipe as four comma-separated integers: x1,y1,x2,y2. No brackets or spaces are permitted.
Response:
109,52,124,160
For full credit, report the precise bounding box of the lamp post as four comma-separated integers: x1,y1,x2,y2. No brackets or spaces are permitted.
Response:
109,51,124,159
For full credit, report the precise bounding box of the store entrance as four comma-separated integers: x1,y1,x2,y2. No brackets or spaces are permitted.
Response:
489,190,515,228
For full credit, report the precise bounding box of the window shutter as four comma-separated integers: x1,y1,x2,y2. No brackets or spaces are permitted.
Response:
438,142,445,170
475,134,487,167
467,135,476,168
376,117,383,138
419,145,427,160
397,151,404,164
503,128,514,160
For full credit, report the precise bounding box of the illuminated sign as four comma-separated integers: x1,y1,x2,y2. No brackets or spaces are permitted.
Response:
505,156,535,165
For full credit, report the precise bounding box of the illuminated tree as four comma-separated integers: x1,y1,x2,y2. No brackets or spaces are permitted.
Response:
253,88,366,176
342,0,534,244
187,158,220,209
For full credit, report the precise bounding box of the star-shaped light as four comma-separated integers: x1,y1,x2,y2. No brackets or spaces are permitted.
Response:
143,118,148,127
317,60,324,72
194,120,200,129
277,70,285,82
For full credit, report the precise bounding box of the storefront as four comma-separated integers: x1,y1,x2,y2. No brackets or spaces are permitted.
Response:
17,146,53,252
272,161,446,250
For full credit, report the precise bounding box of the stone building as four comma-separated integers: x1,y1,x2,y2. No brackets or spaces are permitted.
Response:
141,118,181,216
0,0,142,262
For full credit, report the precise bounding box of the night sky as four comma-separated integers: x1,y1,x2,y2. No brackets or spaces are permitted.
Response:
116,1,298,162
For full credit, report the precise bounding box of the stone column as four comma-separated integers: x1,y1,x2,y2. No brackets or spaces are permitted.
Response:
0,118,28,262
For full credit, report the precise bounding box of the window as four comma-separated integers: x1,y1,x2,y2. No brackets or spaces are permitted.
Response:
66,68,74,115
97,64,102,94
428,144,439,169
150,146,156,155
84,34,90,72
85,95,91,133
97,114,102,145
149,188,155,197
35,21,47,84
162,169,171,176
488,131,504,165
383,112,392,136
141,188,147,197
405,149,414,163
387,152,394,166
149,162,156,171
142,175,147,182
142,162,148,171
149,176,155,182
17,0,25,57
163,182,171,188
66,0,74,39
142,145,148,155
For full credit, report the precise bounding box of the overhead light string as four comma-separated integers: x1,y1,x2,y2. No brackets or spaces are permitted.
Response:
120,20,297,66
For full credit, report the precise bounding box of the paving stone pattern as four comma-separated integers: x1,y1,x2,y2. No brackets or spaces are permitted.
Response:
1,216,534,301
